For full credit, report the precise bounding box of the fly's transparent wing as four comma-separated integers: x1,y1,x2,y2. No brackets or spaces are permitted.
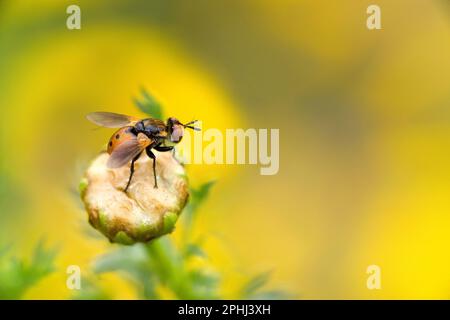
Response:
86,112,139,128
106,134,151,168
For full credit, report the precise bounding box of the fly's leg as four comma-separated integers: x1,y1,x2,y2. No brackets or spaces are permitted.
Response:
125,152,142,192
146,147,158,188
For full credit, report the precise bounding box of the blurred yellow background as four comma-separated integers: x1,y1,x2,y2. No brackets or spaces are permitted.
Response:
0,0,449,299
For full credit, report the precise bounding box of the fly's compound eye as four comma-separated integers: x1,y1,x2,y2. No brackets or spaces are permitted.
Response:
170,124,184,143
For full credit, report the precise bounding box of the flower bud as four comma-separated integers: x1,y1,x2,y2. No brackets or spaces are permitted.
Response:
80,151,189,244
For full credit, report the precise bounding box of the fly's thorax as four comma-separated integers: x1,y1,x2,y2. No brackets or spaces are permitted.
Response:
142,118,166,134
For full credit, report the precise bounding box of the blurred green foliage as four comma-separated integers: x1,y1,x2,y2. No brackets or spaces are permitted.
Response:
240,272,290,300
134,88,164,120
71,276,112,300
0,240,58,299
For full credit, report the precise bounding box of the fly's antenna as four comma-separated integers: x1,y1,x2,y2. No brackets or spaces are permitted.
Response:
183,120,201,131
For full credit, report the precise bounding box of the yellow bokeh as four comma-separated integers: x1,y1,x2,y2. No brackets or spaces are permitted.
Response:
1,0,449,299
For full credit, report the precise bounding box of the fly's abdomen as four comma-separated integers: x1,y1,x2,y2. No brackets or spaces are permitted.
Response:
107,126,136,154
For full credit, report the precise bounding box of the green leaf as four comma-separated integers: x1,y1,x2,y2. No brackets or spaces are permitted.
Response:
145,237,183,282
183,181,216,229
134,88,164,119
241,271,272,297
239,271,291,299
192,181,216,204
71,277,112,300
93,244,158,299
187,269,220,299
184,243,207,259
0,240,58,299
28,239,59,276
188,269,219,287
94,244,148,274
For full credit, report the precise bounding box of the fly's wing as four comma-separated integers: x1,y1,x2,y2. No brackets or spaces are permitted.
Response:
107,133,152,168
86,112,139,128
